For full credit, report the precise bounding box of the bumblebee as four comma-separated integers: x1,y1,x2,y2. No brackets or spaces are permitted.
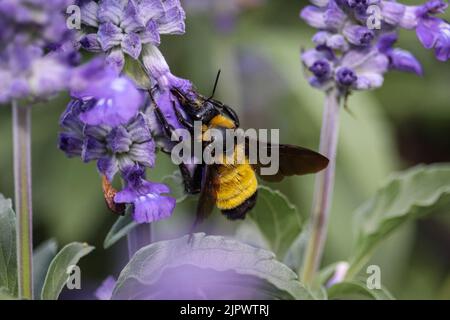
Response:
151,73,329,228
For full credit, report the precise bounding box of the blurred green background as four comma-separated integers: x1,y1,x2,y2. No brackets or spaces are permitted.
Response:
1,0,449,299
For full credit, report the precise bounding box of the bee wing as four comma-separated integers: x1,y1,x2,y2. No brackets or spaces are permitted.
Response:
191,164,218,231
246,139,329,182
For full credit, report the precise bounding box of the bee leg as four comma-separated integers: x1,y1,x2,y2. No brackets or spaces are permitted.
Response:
179,163,202,194
153,104,177,140
172,101,195,131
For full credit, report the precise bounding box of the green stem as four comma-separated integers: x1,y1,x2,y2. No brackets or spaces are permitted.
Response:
12,102,33,300
127,223,152,259
301,89,341,286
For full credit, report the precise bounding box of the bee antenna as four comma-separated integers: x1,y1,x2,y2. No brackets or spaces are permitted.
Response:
207,69,221,101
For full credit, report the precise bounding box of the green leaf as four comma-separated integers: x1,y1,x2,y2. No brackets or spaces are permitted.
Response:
112,233,312,300
33,239,58,300
161,171,188,203
104,208,138,249
235,219,270,251
122,56,151,90
246,186,303,260
327,281,394,300
283,229,309,273
0,287,16,300
348,164,450,277
0,194,17,297
41,242,94,300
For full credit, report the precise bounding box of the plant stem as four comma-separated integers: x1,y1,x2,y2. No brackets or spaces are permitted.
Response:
127,223,152,259
301,89,341,286
12,101,33,300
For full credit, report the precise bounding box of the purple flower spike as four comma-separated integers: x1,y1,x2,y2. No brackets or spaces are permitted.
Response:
115,165,176,224
77,0,186,71
300,0,445,93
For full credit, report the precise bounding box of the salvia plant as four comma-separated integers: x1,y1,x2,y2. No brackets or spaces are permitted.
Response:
0,0,449,302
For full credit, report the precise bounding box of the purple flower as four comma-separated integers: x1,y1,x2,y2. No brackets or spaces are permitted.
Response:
58,99,156,182
0,0,74,46
378,33,423,74
95,276,116,300
70,58,144,127
115,165,176,223
0,0,80,104
416,16,450,61
78,0,186,70
184,0,265,33
0,38,71,103
299,0,447,94
342,24,375,46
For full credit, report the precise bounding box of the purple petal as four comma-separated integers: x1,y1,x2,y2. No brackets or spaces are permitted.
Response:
97,155,119,182
82,136,106,162
79,34,102,52
80,1,99,27
106,126,132,153
132,194,176,223
98,0,125,24
114,187,137,203
416,18,440,49
58,132,83,157
380,1,405,26
140,20,161,45
335,67,357,86
98,22,123,51
300,6,327,29
121,32,142,59
128,140,156,168
157,0,186,34
95,276,116,300
127,113,152,143
377,33,398,52
343,24,375,46
141,180,171,194
388,49,423,75
324,0,346,30
106,47,125,72
78,77,143,127
121,0,145,33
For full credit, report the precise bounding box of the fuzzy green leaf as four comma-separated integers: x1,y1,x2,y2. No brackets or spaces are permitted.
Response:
245,186,303,260
33,239,58,300
41,242,94,300
328,281,394,300
348,164,450,277
0,194,17,297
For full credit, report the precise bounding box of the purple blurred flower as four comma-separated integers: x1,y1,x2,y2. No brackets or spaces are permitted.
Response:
0,38,71,103
184,0,265,33
78,0,186,70
416,16,450,61
115,165,176,223
300,0,449,94
0,0,78,103
95,276,117,300
0,0,73,46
